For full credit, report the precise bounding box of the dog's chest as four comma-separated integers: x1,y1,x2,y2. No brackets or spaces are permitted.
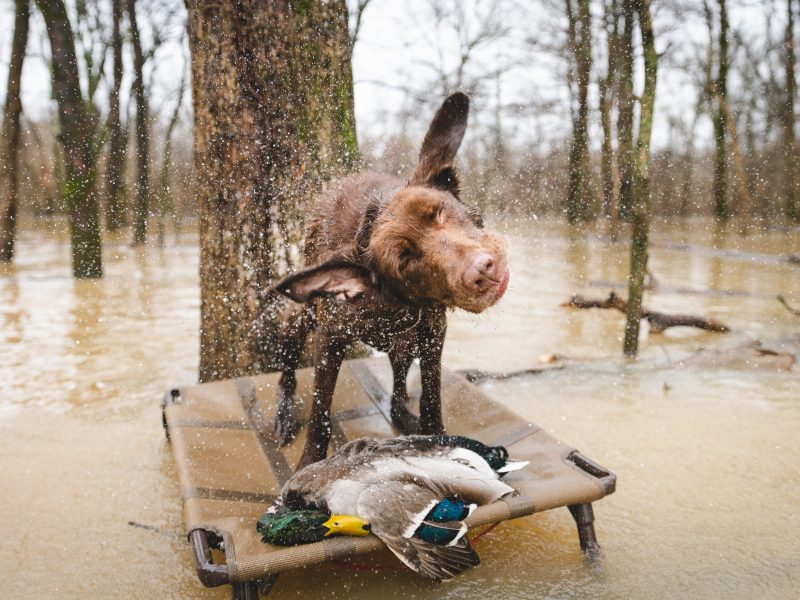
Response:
318,299,421,351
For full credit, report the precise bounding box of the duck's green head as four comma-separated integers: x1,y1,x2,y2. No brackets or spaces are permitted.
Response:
258,508,370,546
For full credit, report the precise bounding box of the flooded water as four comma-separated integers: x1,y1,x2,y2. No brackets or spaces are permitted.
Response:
1,217,798,598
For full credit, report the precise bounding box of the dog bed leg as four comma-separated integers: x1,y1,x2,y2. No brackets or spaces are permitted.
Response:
568,503,600,556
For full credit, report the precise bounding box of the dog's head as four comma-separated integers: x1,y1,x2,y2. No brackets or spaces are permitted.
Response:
274,93,509,313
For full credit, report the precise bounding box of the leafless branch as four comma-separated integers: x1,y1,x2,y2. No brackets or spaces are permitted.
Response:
777,295,800,316
563,292,730,333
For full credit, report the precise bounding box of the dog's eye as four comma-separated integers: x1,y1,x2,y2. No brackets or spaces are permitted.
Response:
398,243,418,269
427,206,445,226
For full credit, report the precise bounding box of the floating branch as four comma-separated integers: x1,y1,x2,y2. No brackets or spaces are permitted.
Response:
457,365,564,384
777,295,800,317
678,341,796,372
563,291,730,334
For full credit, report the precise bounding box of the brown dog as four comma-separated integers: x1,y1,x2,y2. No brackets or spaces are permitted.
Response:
272,93,509,469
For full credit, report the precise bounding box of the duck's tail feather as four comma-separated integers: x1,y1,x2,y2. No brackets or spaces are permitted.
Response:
382,533,480,581
496,459,529,473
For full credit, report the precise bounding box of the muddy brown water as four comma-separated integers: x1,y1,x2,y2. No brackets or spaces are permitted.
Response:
1,218,798,598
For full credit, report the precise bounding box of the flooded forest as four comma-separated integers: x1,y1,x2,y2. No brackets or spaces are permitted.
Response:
1,1,799,599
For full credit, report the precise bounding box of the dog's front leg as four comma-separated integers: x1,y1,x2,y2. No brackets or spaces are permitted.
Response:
296,332,345,470
389,334,419,434
273,303,316,445
417,305,446,434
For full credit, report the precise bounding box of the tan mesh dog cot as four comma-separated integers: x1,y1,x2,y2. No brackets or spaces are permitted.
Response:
162,358,616,598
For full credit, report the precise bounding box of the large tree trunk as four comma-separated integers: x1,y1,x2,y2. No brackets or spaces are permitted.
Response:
616,0,635,221
35,0,102,278
0,0,30,263
783,0,799,221
712,0,730,221
186,0,358,383
128,0,150,245
623,0,658,357
565,0,593,223
105,0,126,232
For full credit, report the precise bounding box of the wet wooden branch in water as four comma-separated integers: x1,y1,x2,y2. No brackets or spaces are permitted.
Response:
457,365,564,384
563,291,730,333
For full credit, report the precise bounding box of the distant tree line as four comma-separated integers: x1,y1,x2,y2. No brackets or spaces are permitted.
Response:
0,0,186,277
2,0,798,278
0,0,797,365
357,0,800,227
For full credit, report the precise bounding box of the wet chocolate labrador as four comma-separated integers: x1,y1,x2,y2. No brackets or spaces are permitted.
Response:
271,93,509,469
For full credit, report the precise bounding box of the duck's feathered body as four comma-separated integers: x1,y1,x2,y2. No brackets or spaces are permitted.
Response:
269,435,527,580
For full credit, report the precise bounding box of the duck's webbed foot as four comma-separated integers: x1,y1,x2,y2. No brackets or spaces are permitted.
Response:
272,386,301,446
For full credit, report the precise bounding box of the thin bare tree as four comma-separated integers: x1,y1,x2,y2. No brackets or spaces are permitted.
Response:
709,0,731,221
617,0,635,221
127,0,150,246
0,0,30,263
599,0,621,218
565,0,593,222
782,0,799,220
623,0,659,358
105,0,126,231
156,64,187,247
35,0,103,277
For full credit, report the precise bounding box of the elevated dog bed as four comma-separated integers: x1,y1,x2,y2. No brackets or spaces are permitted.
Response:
162,358,616,598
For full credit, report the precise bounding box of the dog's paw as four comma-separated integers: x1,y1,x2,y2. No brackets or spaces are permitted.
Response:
273,414,301,446
390,406,421,435
272,389,301,446
420,421,445,435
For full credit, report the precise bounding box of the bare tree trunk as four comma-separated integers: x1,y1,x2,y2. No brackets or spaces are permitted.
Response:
783,0,799,221
679,100,701,216
157,71,186,247
35,0,102,278
566,0,593,223
599,0,620,218
623,0,658,358
712,0,730,221
718,95,752,217
128,0,150,245
51,118,64,213
0,0,30,263
105,0,126,232
186,0,358,382
617,0,635,221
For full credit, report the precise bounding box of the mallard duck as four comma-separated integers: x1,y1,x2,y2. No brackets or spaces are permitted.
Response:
257,434,527,580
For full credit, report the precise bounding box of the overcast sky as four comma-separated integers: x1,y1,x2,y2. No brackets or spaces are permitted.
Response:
0,0,785,154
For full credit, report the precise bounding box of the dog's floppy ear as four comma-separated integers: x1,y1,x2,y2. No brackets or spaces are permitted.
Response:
410,92,469,194
272,257,373,303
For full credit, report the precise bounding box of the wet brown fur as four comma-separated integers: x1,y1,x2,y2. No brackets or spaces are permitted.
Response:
272,93,509,469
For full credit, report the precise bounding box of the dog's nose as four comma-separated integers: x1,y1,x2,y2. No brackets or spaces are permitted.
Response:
463,253,499,293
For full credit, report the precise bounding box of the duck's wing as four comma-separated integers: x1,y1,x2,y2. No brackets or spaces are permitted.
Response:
357,482,480,581
401,452,515,505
